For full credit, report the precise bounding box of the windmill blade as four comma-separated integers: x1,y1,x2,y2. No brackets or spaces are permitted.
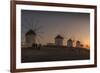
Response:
36,36,41,44
22,23,30,30
31,19,40,31
34,25,43,32
36,31,44,34
35,34,42,44
62,32,67,39
38,34,44,38
67,32,71,38
37,34,44,44
21,24,30,35
23,17,33,29
72,35,75,42
31,20,35,30
22,17,34,31
32,19,39,30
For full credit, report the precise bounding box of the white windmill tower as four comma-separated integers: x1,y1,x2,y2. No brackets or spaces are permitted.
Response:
76,40,81,48
25,29,36,47
55,34,64,46
67,38,73,48
66,32,75,48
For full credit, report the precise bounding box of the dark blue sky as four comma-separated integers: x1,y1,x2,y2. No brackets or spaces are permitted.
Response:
21,10,90,46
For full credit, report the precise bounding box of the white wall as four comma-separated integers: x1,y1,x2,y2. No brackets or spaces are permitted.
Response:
0,0,100,73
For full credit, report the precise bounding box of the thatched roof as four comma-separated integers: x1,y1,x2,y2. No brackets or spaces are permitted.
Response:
25,29,36,36
76,40,80,43
67,38,72,42
55,35,63,39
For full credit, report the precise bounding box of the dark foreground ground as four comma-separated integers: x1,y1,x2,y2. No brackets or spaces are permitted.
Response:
21,46,90,63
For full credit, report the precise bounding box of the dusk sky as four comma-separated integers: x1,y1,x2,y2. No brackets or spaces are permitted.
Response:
21,10,90,47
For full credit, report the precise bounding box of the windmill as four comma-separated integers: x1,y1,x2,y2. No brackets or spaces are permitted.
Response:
21,18,44,48
66,32,76,47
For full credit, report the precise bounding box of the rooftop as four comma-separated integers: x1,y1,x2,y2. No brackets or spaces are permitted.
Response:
25,29,36,36
55,35,64,39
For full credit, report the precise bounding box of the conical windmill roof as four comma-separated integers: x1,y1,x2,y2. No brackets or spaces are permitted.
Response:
55,35,63,39
68,38,72,42
25,29,36,36
76,40,80,43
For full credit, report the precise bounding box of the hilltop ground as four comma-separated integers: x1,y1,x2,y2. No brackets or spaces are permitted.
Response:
21,46,90,63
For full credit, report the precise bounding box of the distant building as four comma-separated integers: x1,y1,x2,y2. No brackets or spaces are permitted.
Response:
25,30,36,47
76,40,81,48
67,39,73,47
55,35,64,46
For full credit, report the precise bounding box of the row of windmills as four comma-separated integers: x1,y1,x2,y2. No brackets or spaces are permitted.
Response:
24,29,82,48
55,35,81,48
